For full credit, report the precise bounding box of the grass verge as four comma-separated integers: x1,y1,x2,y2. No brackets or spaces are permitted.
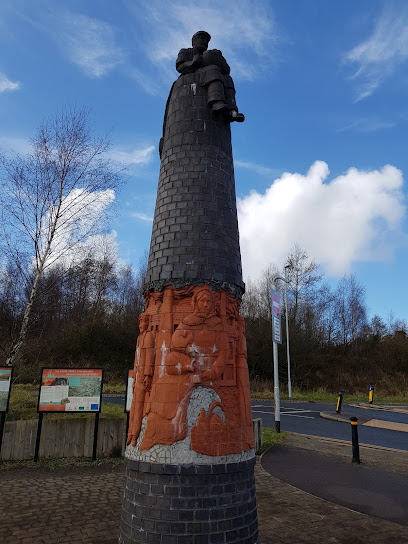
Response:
6,387,126,421
257,427,289,455
251,385,408,404
7,383,408,422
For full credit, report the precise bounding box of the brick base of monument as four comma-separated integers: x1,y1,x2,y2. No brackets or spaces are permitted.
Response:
119,458,259,544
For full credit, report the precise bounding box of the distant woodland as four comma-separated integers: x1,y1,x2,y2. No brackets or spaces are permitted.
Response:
1,244,407,394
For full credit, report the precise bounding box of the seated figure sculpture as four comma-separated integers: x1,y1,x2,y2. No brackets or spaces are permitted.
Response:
176,30,245,123
139,285,228,450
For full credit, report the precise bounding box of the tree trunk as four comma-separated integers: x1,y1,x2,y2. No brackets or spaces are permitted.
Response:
5,267,42,366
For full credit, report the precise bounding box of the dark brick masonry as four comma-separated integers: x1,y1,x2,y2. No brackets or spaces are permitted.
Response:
143,72,245,299
119,458,258,544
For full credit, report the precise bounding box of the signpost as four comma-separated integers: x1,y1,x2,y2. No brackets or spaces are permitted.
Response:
124,369,134,440
125,369,134,413
0,366,13,457
271,290,282,344
271,288,281,432
35,368,103,461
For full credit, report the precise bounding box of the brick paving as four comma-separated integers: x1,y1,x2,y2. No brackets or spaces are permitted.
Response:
1,455,408,544
0,465,124,544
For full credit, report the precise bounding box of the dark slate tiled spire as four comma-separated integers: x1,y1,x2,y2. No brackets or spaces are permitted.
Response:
143,72,245,299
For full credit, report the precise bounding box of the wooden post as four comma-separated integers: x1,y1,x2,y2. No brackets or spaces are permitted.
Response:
92,412,99,461
0,412,5,457
34,413,43,462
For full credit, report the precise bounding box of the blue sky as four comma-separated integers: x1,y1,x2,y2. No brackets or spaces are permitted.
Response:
1,0,407,323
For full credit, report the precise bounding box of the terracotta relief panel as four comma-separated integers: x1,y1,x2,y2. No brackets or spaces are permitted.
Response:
127,284,254,455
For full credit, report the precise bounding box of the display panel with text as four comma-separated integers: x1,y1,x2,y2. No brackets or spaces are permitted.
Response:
0,367,13,413
38,368,103,412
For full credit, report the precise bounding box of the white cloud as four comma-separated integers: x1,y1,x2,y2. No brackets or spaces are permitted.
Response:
126,0,278,82
237,161,405,279
65,231,120,269
235,160,282,177
127,67,163,96
44,188,115,268
343,7,408,100
338,118,396,133
110,145,155,166
0,73,20,92
52,12,125,78
131,212,153,222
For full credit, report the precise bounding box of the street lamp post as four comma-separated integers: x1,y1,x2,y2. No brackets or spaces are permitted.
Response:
273,271,292,399
284,265,292,398
271,279,281,433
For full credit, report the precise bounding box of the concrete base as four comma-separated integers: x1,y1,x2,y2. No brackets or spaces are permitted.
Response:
119,457,258,544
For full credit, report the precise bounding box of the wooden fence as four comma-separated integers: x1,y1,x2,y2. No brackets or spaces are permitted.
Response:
0,417,127,461
1,417,263,461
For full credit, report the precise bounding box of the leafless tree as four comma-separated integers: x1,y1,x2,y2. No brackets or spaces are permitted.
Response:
334,274,367,344
284,244,322,325
0,106,121,366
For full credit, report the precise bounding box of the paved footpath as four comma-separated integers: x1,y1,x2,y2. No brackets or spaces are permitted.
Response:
1,451,408,544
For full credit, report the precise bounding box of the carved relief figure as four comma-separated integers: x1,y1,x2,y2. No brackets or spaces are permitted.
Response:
140,285,228,450
127,313,155,446
176,31,245,123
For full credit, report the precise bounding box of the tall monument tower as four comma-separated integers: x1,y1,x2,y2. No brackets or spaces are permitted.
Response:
119,31,258,544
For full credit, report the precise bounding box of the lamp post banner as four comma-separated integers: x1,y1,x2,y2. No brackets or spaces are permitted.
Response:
271,289,282,344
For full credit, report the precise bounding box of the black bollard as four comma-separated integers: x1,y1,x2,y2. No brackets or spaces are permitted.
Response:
336,390,344,414
369,385,374,404
350,416,361,464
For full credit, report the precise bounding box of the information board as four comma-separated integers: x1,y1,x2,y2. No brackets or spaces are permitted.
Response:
0,367,13,413
125,369,134,413
38,368,103,412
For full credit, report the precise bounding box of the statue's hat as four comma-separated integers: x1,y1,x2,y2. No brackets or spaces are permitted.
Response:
192,30,211,42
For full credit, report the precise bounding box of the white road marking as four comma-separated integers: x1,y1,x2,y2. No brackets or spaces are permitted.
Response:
252,407,318,414
252,410,316,419
281,413,315,419
280,410,317,414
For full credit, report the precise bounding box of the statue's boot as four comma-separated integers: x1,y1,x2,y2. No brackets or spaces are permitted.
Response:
230,110,245,122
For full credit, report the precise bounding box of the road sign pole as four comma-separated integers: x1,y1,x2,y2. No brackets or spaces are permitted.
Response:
273,339,280,433
271,284,281,433
284,266,292,399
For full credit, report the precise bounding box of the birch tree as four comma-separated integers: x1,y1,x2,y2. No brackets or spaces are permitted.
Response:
0,106,120,366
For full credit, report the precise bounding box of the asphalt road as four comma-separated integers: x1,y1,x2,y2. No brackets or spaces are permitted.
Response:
103,395,408,451
262,445,408,526
251,400,408,451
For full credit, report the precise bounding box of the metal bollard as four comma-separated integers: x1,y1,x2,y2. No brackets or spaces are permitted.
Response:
350,416,361,464
336,390,344,414
369,385,374,404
